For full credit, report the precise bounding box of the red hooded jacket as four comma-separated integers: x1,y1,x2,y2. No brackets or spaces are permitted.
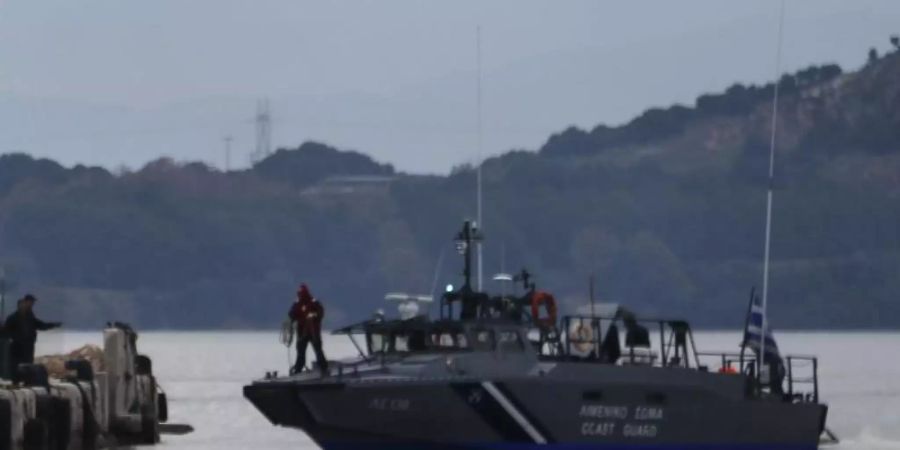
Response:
289,284,324,336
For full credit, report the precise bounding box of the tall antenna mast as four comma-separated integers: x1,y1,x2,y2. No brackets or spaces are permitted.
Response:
0,265,6,320
760,0,786,362
476,25,484,291
589,274,596,319
500,242,506,297
252,98,272,164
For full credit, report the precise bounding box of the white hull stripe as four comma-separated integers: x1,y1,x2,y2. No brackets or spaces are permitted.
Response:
480,381,547,444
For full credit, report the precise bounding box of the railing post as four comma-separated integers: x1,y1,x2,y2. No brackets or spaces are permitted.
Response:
786,356,793,399
813,358,819,403
756,355,762,396
753,357,760,397
658,322,666,368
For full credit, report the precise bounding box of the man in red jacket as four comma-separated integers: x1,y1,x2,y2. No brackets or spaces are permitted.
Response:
289,283,329,375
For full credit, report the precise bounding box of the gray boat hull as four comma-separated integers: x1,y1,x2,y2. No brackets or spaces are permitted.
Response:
244,364,827,449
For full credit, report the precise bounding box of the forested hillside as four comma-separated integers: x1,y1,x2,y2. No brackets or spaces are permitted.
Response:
2,49,899,329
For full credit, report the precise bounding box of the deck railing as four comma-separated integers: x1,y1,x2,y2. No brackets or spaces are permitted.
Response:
785,355,819,403
696,351,819,403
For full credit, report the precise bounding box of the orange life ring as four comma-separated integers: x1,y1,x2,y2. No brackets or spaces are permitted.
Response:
718,365,738,375
530,291,558,327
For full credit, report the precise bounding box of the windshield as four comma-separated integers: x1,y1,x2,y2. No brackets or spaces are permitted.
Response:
366,325,468,355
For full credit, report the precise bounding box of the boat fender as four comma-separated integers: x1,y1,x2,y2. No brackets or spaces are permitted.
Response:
65,379,102,449
135,355,152,376
17,365,50,388
2,388,38,448
22,418,47,450
139,404,159,444
49,397,71,450
530,291,558,327
0,397,12,450
33,393,54,450
64,360,94,382
48,384,82,450
39,393,61,450
157,392,168,424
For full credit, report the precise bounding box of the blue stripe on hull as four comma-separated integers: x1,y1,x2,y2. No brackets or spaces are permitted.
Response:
320,443,817,450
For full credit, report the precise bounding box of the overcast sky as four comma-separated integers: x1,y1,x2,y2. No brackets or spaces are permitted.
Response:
1,0,899,173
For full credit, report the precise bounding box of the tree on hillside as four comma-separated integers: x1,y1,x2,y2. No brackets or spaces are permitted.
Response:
0,153,71,194
611,232,695,314
252,142,395,189
891,35,899,50
569,227,622,280
868,47,879,64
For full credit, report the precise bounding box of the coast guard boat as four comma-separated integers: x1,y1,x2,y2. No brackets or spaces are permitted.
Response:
244,221,829,449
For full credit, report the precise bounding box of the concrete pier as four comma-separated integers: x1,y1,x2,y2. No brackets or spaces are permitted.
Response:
0,323,167,450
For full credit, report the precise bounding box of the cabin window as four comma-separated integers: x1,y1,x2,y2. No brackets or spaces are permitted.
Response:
455,333,469,349
431,332,469,350
497,330,524,352
433,333,454,347
368,333,387,354
471,329,495,351
394,334,409,352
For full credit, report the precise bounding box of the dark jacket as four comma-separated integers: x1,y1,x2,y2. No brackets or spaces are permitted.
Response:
4,310,58,346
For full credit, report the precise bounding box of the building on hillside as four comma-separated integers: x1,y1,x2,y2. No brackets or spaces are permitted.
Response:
301,175,395,197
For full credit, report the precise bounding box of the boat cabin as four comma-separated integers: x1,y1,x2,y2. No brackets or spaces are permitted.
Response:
330,219,820,403
334,308,697,368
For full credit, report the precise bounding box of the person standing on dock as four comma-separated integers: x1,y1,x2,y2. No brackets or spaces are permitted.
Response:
4,294,61,370
289,284,328,376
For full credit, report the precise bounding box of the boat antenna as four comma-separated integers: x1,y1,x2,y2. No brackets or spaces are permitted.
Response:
0,265,6,319
589,275,596,319
475,24,484,292
760,0,786,362
500,242,506,297
428,245,447,315
455,221,482,290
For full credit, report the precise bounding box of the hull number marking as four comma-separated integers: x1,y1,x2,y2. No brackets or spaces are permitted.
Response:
368,398,411,411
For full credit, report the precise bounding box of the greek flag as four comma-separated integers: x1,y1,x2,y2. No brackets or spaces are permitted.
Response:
742,291,780,361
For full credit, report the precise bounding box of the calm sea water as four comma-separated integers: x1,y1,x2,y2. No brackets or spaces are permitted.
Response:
35,330,900,450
